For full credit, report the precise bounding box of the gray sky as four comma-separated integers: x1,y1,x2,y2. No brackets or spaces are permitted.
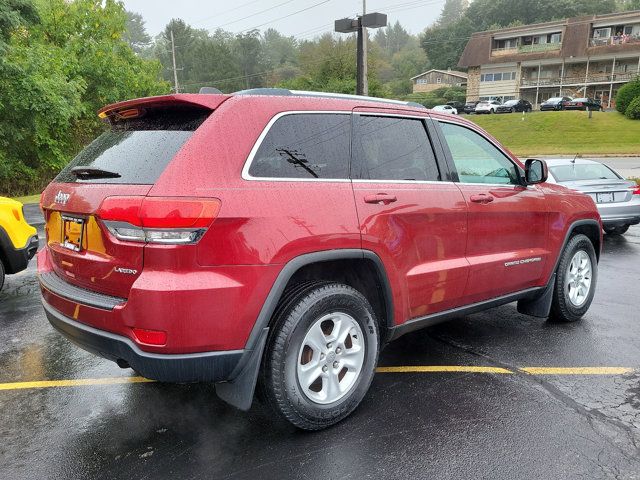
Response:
122,0,446,39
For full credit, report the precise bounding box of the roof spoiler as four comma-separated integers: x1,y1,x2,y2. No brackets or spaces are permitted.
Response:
98,93,231,119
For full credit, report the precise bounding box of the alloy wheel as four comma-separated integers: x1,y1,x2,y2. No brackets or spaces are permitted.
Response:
565,250,592,307
296,312,365,405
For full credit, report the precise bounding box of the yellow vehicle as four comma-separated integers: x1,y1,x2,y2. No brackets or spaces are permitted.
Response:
0,197,39,290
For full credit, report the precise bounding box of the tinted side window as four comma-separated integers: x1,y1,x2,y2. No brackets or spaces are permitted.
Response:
352,115,440,181
248,113,350,179
439,122,520,185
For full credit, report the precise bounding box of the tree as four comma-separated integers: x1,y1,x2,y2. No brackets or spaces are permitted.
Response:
438,0,468,27
373,21,411,56
0,0,168,195
233,29,265,89
124,11,151,54
0,0,38,44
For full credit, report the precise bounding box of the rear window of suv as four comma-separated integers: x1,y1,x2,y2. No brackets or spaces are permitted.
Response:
55,106,209,184
248,113,350,180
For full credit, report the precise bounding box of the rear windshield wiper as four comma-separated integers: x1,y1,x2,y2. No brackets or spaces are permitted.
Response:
70,166,121,179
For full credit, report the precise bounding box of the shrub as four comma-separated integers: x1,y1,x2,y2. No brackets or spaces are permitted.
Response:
625,96,640,120
615,79,640,114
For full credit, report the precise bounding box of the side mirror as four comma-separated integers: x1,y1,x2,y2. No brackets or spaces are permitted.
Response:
524,158,548,185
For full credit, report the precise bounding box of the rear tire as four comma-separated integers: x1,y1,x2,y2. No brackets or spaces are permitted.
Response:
549,234,597,323
259,282,379,430
604,225,629,235
0,261,4,292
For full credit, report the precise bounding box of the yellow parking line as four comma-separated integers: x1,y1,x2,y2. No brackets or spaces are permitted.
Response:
0,366,636,392
376,366,513,374
0,376,153,391
520,367,636,375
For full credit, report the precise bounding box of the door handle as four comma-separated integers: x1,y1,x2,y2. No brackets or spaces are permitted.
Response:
364,193,398,205
469,194,494,204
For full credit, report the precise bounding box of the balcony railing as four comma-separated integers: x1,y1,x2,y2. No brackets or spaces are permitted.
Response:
590,34,640,47
491,43,561,56
517,43,561,53
520,72,639,87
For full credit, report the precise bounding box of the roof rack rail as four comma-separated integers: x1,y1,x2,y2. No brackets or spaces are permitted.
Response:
232,88,426,109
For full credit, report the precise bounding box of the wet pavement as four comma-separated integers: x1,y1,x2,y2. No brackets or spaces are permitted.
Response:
1,213,639,479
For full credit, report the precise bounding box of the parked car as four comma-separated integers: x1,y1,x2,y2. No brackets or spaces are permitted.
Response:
496,99,532,113
38,89,602,430
463,101,480,114
540,96,573,111
0,197,38,291
563,97,603,111
446,101,465,111
546,158,640,235
432,104,457,114
475,100,501,114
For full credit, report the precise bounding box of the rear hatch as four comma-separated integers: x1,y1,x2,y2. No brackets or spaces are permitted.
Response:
549,163,635,205
41,99,219,298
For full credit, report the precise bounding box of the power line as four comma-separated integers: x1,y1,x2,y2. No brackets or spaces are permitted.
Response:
203,0,298,30
235,0,333,34
193,0,265,25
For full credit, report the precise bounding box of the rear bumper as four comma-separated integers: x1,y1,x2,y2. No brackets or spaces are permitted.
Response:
598,200,640,228
0,230,38,274
42,299,243,382
601,216,640,228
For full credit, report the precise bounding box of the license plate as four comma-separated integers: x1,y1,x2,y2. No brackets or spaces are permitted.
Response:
596,192,615,203
61,215,86,252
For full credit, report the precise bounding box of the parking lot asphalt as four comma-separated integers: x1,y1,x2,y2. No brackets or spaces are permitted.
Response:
1,216,639,479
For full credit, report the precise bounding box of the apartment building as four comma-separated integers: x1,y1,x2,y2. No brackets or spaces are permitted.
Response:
458,10,640,108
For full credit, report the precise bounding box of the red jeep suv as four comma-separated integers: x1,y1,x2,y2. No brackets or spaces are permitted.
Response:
38,89,601,430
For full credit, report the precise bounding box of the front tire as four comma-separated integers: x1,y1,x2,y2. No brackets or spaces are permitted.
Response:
604,225,629,235
259,282,380,430
549,234,597,323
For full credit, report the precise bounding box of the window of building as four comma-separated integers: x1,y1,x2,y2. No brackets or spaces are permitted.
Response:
549,33,562,43
436,77,442,84
593,27,611,39
352,115,440,181
248,113,350,179
416,78,427,84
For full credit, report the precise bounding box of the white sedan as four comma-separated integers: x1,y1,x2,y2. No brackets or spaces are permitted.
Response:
432,104,457,115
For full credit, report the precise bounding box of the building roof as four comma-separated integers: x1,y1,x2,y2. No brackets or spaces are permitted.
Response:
410,69,468,80
458,9,640,68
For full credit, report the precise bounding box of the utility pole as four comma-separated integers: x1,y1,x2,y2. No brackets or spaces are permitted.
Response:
335,11,386,96
170,30,180,93
361,0,368,95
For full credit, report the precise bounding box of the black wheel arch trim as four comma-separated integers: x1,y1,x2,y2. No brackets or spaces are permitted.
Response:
240,249,394,359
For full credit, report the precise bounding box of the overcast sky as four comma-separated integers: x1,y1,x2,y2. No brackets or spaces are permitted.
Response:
122,0,446,39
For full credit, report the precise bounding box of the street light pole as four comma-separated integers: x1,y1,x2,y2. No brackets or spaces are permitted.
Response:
335,10,386,96
361,0,368,95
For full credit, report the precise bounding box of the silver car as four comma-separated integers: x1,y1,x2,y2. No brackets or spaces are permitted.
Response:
545,159,640,235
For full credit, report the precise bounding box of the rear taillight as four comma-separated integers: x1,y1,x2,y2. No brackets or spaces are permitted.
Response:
631,184,640,195
96,196,221,244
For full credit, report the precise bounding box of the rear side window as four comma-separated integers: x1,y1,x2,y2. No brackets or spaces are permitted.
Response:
55,107,209,184
352,115,440,181
248,113,350,179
